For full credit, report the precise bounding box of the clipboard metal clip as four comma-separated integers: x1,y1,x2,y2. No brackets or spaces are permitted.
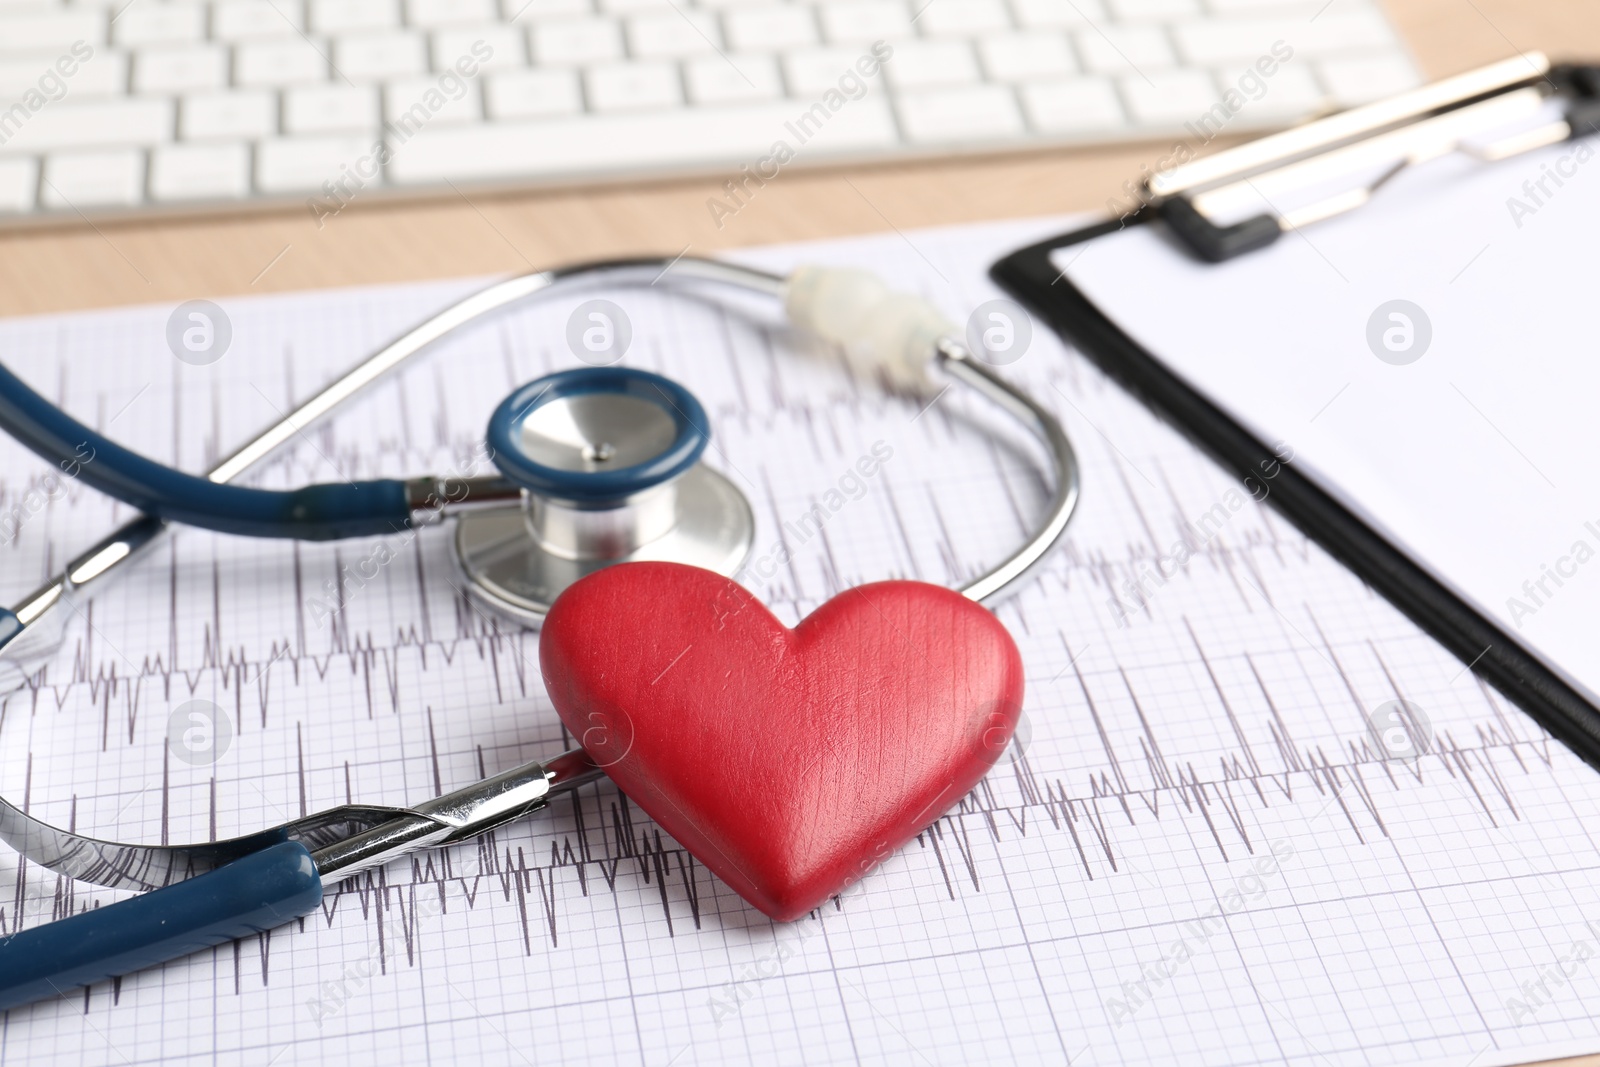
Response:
1144,53,1600,262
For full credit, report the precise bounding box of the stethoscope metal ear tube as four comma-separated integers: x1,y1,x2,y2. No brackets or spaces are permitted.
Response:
0,254,1079,1012
932,337,1078,606
308,748,605,884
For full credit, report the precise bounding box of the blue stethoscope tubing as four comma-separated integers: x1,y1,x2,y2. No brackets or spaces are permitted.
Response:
0,258,777,652
0,261,735,544
0,360,415,541
0,255,1080,1013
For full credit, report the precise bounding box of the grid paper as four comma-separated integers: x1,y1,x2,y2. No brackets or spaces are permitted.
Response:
1,216,1598,1067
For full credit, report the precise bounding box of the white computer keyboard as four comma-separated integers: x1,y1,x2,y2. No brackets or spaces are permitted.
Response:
0,0,1419,223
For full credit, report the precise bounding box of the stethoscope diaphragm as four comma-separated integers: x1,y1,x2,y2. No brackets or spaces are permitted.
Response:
456,365,755,624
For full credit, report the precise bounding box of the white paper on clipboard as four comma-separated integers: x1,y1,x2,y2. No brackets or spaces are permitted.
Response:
1059,133,1600,706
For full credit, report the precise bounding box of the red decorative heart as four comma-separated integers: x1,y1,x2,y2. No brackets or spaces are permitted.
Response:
539,562,1023,921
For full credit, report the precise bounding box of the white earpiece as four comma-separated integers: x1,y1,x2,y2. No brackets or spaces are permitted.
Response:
784,266,956,390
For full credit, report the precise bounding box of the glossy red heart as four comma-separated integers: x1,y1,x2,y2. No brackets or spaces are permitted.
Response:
538,562,1023,921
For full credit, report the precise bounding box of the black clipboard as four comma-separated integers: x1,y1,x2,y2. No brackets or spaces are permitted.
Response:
990,55,1600,774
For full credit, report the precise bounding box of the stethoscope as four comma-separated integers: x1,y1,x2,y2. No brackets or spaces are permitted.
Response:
0,256,1079,1011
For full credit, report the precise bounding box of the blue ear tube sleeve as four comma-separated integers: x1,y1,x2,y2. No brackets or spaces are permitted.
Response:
0,841,323,1013
0,363,412,541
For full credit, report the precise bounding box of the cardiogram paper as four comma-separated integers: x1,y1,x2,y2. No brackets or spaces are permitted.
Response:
1,215,1599,1067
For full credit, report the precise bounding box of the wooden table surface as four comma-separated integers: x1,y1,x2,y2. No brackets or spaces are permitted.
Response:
3,2,1599,1063
0,0,1590,319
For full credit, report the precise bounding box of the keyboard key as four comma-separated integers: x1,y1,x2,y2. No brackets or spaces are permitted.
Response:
1317,52,1419,106
237,39,330,85
406,0,496,26
432,26,524,68
42,148,143,206
531,18,622,64
895,83,1021,141
915,0,1008,35
626,10,720,58
183,90,278,139
114,3,206,45
783,46,890,96
0,98,172,152
1074,25,1174,74
133,44,228,93
69,50,131,96
585,60,679,110
1010,0,1104,29
724,5,816,51
1206,0,1323,8
1305,11,1406,52
1172,11,1394,65
882,40,978,89
819,1,912,43
485,67,580,116
0,62,49,101
215,0,307,39
285,84,379,132
149,141,251,199
388,98,897,183
977,32,1074,81
1224,62,1324,120
1020,75,1123,132
0,156,36,213
1106,0,1198,20
256,133,374,191
385,74,482,124
311,0,400,33
1119,67,1217,123
334,30,428,79
596,0,670,13
501,0,590,19
684,53,781,103
0,51,125,97
0,11,105,54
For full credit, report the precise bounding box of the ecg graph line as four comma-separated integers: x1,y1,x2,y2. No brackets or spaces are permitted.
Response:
1,229,1598,1067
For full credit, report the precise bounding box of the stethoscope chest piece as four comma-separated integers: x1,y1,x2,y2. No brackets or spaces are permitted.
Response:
453,366,754,625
